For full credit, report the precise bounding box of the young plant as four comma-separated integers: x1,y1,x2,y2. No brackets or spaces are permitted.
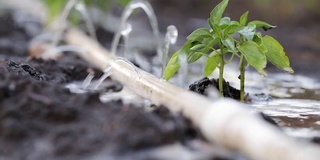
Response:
164,0,294,101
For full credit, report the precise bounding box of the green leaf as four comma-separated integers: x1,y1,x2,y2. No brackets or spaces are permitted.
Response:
213,24,222,38
205,50,222,77
190,44,207,51
187,28,211,42
188,52,206,64
210,0,229,25
224,24,241,35
237,24,256,41
248,20,276,31
240,11,249,25
208,18,215,30
203,37,220,52
201,36,215,45
164,51,180,80
222,35,236,52
219,17,231,29
238,41,267,76
164,43,192,80
252,34,267,53
187,37,219,63
262,36,294,74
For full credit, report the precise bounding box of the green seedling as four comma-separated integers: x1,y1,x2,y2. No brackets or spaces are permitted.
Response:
164,0,294,101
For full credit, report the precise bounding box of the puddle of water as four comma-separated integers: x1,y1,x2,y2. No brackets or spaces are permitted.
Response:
250,90,320,139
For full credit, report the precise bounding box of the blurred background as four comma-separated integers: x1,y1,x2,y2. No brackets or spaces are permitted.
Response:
1,0,320,78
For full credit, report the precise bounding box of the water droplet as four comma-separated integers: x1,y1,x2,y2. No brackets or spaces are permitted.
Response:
162,25,178,78
166,25,178,44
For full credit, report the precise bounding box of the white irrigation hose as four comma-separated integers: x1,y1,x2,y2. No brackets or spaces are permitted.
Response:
65,29,320,160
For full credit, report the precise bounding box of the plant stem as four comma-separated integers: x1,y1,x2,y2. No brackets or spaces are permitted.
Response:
239,54,245,101
219,44,225,97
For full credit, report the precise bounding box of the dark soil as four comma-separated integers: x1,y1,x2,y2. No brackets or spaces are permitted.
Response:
0,9,209,160
189,77,241,100
311,137,320,145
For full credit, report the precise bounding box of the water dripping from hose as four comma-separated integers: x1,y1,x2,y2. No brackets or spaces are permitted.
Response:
111,0,162,60
121,23,132,58
162,25,178,78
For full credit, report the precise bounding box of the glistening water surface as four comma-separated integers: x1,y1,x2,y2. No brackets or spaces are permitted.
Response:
245,71,320,139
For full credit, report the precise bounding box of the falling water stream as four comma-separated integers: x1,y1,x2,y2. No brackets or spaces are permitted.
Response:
51,0,97,47
121,23,132,58
162,25,178,77
110,0,162,59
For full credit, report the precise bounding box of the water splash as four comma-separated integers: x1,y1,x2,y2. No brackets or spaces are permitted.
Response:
51,0,79,47
111,0,162,59
93,66,112,90
121,23,132,58
66,66,112,93
162,25,178,78
74,2,97,41
51,0,97,46
82,71,95,89
178,54,188,88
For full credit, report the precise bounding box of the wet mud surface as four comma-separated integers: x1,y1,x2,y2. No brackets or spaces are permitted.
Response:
0,9,207,160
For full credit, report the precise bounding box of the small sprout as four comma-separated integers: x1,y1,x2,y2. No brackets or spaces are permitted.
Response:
164,0,294,101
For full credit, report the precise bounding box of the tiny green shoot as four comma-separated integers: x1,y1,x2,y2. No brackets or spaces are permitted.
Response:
164,0,294,101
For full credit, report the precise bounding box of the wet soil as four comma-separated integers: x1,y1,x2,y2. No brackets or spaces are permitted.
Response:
0,9,207,160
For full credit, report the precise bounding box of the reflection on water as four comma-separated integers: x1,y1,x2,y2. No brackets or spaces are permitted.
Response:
249,75,320,139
